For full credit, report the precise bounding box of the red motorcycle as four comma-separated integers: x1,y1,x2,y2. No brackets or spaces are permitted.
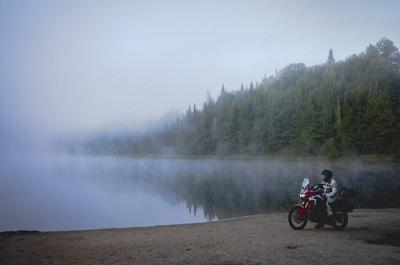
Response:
288,178,353,230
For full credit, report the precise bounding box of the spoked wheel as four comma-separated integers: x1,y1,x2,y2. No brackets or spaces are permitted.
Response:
332,211,348,230
288,207,308,230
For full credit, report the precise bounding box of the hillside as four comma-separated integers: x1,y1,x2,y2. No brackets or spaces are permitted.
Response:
84,38,400,159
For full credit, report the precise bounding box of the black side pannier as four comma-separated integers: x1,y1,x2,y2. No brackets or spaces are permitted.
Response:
334,187,355,212
336,198,354,212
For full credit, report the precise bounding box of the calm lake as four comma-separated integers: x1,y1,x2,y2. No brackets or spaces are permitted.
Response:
1,154,399,231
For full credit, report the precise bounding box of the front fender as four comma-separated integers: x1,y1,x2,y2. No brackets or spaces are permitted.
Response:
291,203,307,219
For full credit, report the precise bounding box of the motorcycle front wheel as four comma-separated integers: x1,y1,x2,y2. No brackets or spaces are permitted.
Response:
288,207,308,230
332,211,348,230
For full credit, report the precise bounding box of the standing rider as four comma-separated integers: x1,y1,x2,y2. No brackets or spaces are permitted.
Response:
316,169,338,228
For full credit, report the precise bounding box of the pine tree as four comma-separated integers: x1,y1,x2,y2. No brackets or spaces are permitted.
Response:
327,49,335,64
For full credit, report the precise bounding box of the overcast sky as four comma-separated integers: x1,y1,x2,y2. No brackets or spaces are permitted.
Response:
1,0,399,137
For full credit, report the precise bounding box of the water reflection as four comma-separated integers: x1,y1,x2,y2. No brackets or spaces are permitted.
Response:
1,155,399,231
135,159,400,221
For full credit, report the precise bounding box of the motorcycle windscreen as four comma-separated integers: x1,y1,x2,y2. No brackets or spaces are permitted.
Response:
300,178,310,194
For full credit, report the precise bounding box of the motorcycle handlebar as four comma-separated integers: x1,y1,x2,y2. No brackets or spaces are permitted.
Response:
311,185,324,193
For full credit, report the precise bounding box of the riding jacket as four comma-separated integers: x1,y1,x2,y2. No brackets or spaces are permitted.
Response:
321,178,338,199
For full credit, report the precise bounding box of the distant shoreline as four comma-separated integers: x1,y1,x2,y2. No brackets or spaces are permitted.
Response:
73,151,399,164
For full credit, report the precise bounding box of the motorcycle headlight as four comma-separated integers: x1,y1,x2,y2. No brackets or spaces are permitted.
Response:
300,193,306,198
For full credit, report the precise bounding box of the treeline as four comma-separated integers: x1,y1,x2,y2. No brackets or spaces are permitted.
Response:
84,38,400,158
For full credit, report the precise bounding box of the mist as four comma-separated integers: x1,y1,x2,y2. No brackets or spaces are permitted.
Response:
1,1,399,140
1,1,400,232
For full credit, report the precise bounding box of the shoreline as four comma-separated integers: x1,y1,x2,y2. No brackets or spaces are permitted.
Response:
0,211,289,234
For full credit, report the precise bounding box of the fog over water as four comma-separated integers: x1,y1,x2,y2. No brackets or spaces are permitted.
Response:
1,154,398,231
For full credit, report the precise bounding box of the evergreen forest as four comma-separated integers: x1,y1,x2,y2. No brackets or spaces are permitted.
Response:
84,38,400,159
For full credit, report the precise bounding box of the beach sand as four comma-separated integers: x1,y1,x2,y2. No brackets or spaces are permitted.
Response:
1,208,400,265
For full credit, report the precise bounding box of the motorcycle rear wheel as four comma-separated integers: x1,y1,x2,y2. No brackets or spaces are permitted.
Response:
332,211,348,230
288,207,308,230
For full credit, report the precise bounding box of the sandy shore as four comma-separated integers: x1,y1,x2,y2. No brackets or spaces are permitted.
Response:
1,209,400,265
